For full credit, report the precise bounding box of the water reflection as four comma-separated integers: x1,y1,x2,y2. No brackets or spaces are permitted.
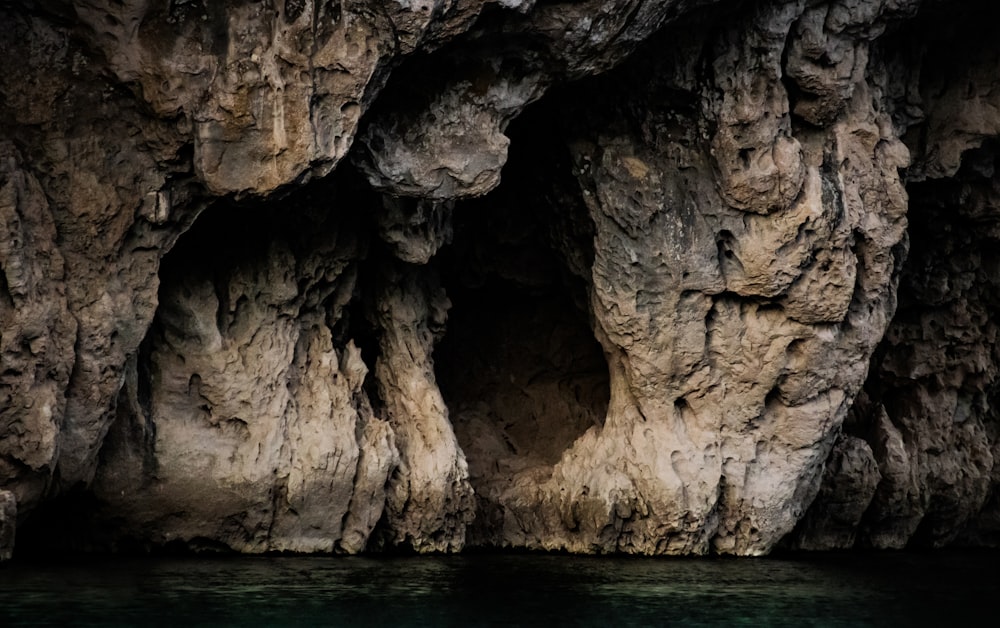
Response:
1,552,996,626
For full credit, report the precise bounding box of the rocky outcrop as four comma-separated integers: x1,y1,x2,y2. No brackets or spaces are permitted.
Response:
426,0,913,555
1,7,200,522
789,1,1000,551
369,260,476,551
89,192,401,553
2,0,1000,559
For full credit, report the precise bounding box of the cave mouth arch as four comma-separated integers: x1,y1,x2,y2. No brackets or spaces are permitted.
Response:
432,108,611,544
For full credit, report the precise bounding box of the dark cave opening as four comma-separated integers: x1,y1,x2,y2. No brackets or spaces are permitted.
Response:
14,169,388,556
433,106,611,541
435,268,609,474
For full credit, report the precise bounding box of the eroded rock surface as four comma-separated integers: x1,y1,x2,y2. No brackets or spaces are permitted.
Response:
3,0,1000,558
439,0,913,555
369,260,475,552
91,190,401,553
790,2,1000,551
1,11,197,519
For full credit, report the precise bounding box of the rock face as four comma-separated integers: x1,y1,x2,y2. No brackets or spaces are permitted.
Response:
788,1,1000,551
91,192,401,553
2,0,1000,558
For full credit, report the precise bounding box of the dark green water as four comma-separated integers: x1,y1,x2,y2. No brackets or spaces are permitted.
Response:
1,551,996,627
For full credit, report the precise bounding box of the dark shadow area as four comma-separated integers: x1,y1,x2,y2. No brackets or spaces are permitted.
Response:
434,104,610,542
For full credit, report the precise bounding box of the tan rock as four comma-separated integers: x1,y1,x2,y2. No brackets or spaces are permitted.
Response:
369,261,475,552
92,199,397,553
2,0,1000,558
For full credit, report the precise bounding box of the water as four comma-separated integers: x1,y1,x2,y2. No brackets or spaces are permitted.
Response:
1,551,996,627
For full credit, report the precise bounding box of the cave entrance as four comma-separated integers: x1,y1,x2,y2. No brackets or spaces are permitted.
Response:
433,110,610,543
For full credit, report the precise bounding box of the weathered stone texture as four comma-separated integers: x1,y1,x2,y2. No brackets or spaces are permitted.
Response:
2,0,1000,559
790,2,1000,550
369,261,475,552
90,194,402,553
477,0,913,555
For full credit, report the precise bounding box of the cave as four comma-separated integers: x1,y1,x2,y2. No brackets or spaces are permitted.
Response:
6,0,1000,560
433,109,611,545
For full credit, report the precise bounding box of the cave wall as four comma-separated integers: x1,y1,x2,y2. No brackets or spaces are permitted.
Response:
788,2,1000,550
2,0,1000,558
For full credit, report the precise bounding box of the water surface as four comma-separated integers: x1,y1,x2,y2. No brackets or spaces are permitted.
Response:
1,551,995,626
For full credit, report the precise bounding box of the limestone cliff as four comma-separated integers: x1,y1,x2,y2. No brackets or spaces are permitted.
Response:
1,0,998,558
